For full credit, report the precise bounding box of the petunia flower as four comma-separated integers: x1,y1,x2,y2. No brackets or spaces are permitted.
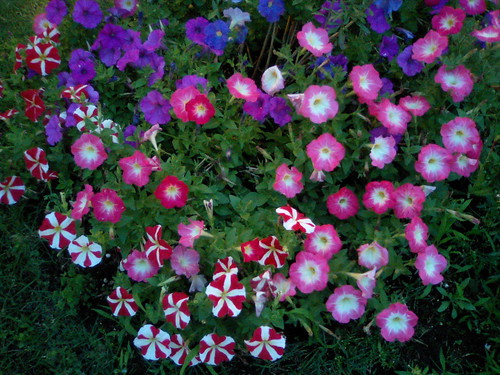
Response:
38,212,76,250
114,0,138,17
199,333,235,365
204,20,230,52
412,30,448,64
459,0,486,15
67,235,102,267
269,97,292,126
46,0,67,25
33,13,54,35
91,189,125,223
366,4,391,34
72,0,102,29
471,26,500,43
205,275,246,318
376,303,418,342
261,66,284,96
415,245,447,285
370,135,397,169
170,245,200,278
170,86,201,122
213,256,239,281
362,180,395,214
450,153,479,177
432,6,466,35
405,216,429,253
119,150,154,187
297,22,333,57
415,144,452,183
306,133,345,172
399,95,431,117
0,176,25,205
154,175,189,209
45,114,63,146
185,17,209,46
223,7,251,29
186,94,215,125
273,164,303,198
178,219,205,247
245,326,286,361
349,64,383,101
72,104,98,131
299,85,338,124
275,205,316,234
243,90,271,121
169,334,200,366
240,238,265,262
162,292,191,330
393,183,426,219
327,187,359,220
24,147,49,180
140,90,171,125
226,72,259,102
133,324,171,360
269,273,296,302
289,251,330,294
326,285,367,323
397,46,424,76
21,89,45,122
71,184,94,220
107,287,138,316
257,0,285,23
144,225,172,267
348,268,378,299
258,236,288,268
303,224,342,260
124,249,160,282
26,42,60,76
71,133,108,170
357,241,389,269
434,65,474,103
376,99,412,135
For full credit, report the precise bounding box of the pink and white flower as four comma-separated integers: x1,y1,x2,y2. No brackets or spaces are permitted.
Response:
270,273,296,302
289,251,330,294
370,136,397,169
258,236,288,268
412,30,448,64
0,176,25,205
362,181,395,214
162,292,191,330
170,245,200,278
119,150,154,187
376,303,418,342
306,133,345,172
432,6,466,35
67,235,102,267
123,249,160,282
440,117,480,154
245,326,286,361
327,187,359,220
170,86,202,122
38,212,76,250
471,26,500,43
299,85,338,124
205,275,246,318
133,324,171,360
227,72,259,102
326,285,367,323
261,66,284,96
273,164,303,199
459,0,486,15
353,268,378,299
399,95,431,117
71,133,108,170
393,183,426,219
405,216,429,253
434,65,474,103
107,287,138,317
376,99,412,135
213,256,239,281
186,94,215,125
303,224,342,260
71,184,94,220
297,22,333,57
276,205,316,234
415,245,448,285
91,188,125,223
415,144,452,183
450,153,479,177
178,219,205,247
349,64,383,101
199,333,235,365
154,175,189,209
357,241,389,269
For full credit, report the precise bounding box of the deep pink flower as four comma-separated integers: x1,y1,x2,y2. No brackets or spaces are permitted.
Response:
213,256,239,281
107,287,138,316
186,94,215,124
178,219,205,247
199,334,235,365
124,249,160,282
154,175,189,209
71,184,94,220
275,205,316,234
303,224,342,260
0,176,25,205
133,324,171,360
376,303,418,342
393,183,426,219
245,326,286,361
349,64,383,101
170,86,201,122
299,85,338,124
362,181,395,214
440,117,480,154
434,65,474,103
169,334,200,366
261,65,284,96
357,241,389,269
415,144,452,183
270,273,296,302
376,99,412,135
71,133,108,170
459,0,486,15
67,235,102,267
432,6,466,35
227,73,259,102
415,245,448,285
205,275,246,318
162,292,190,330
38,212,76,250
297,22,333,57
289,251,330,294
450,153,479,177
399,95,431,117
412,30,448,64
273,164,303,198
306,133,345,172
170,245,200,278
119,150,153,187
144,225,172,267
405,216,429,253
326,285,367,323
327,187,359,220
91,188,125,223
240,238,265,262
25,42,60,76
258,236,288,268
471,26,500,43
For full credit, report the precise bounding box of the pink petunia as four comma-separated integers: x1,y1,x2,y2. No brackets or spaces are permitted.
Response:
471,26,500,43
154,175,189,209
186,94,215,125
415,144,452,183
67,235,102,267
240,238,265,262
261,66,284,96
440,117,480,154
199,333,235,365
133,324,171,360
450,153,479,177
289,251,330,294
170,86,202,122
275,205,316,234
107,287,138,317
123,249,160,282
357,241,389,269
71,133,108,170
376,303,418,342
270,273,296,302
273,164,303,199
432,6,466,35
91,188,125,223
297,22,333,57
376,99,412,135
370,136,397,169
434,64,474,103
118,150,153,187
325,285,367,324
258,236,288,268
205,275,246,318
459,0,486,15
0,176,25,205
362,181,395,214
405,216,429,253
303,224,342,260
38,212,76,250
213,256,239,281
393,183,426,219
169,334,200,366
399,95,431,117
306,133,345,172
415,245,448,285
227,72,260,102
144,225,172,267
170,245,200,278
299,85,338,124
349,64,383,101
178,219,205,247
245,326,286,361
412,30,448,64
327,187,359,220
162,292,191,330
356,268,378,299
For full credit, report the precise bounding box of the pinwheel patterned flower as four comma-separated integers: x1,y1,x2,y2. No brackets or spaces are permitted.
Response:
205,275,246,317
199,333,235,365
376,303,418,342
0,176,25,205
245,326,286,361
258,236,288,268
38,212,76,250
213,256,239,281
107,287,138,317
67,235,102,267
162,292,191,330
276,205,316,234
144,225,172,267
169,334,201,366
133,324,171,360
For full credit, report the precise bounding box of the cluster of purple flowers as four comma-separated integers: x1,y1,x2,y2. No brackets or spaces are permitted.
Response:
243,91,292,127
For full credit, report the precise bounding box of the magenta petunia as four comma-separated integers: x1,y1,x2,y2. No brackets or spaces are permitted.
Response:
162,292,191,330
471,26,500,43
303,224,342,260
297,22,333,57
289,251,330,294
91,188,125,223
393,183,426,219
399,95,431,117
240,238,265,263
245,326,286,361
205,275,246,318
119,150,154,187
440,117,480,154
71,133,108,170
124,249,160,282
67,235,102,267
450,153,479,177
432,6,465,35
273,163,303,198
170,86,201,122
186,94,215,125
459,0,486,15
227,72,259,102
38,212,76,250
275,205,316,234
306,133,345,172
376,303,418,342
178,219,205,247
170,245,200,278
415,245,448,285
133,324,171,360
405,216,429,253
326,285,367,323
349,64,383,101
357,241,389,269
107,287,138,317
199,333,235,365
0,176,25,205
299,85,338,124
327,187,359,220
434,64,474,103
362,180,395,214
258,235,288,268
71,184,94,220
154,175,189,209
376,99,412,135
412,30,448,64
415,144,452,183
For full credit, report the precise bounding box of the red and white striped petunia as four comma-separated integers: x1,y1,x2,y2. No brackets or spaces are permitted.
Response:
67,235,103,267
23,147,49,180
258,236,288,268
95,119,120,143
205,274,246,318
21,89,45,122
0,176,25,205
37,27,60,45
106,287,138,317
0,109,20,121
276,205,316,233
73,104,99,131
38,212,76,250
244,326,286,361
60,85,89,101
213,256,238,281
199,333,235,365
133,324,171,360
25,42,60,76
168,334,201,366
14,44,26,71
144,225,172,267
162,292,191,330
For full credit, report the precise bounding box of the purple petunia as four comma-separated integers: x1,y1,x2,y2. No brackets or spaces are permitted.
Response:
71,60,96,84
313,54,349,79
176,75,209,91
46,0,67,25
186,17,209,46
269,97,292,126
314,1,343,31
379,35,399,61
93,24,128,50
397,46,424,77
73,0,102,29
69,49,93,70
258,0,285,23
366,4,390,34
380,78,394,96
46,115,63,145
123,125,138,148
243,91,271,122
140,90,171,125
374,0,403,16
204,20,230,51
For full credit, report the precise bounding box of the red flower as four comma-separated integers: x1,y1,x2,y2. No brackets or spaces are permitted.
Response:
21,89,45,122
25,42,60,76
107,287,138,316
23,147,57,181
162,292,191,330
14,44,26,71
60,85,89,101
133,324,171,360
0,109,19,121
205,275,246,318
258,236,288,268
0,176,25,205
38,212,76,250
240,238,265,262
144,225,172,267
276,205,316,233
244,326,286,361
213,256,239,281
169,334,200,366
199,333,235,365
154,175,189,209
73,104,99,131
186,94,215,125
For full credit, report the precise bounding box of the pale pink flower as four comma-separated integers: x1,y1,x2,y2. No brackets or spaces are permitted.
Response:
177,219,205,247
326,285,367,323
299,85,338,124
303,224,342,260
189,274,207,293
269,273,296,302
362,181,395,214
289,251,330,294
38,212,76,250
71,133,108,170
432,6,466,35
199,333,235,365
399,95,431,117
297,22,333,57
370,136,397,169
357,241,389,269
415,245,447,285
434,65,474,103
393,183,426,219
326,187,359,220
415,144,452,183
205,275,246,318
170,86,201,122
154,175,189,209
450,153,479,177
133,324,171,360
471,26,500,43
170,245,200,278
376,99,412,135
124,249,160,282
440,117,480,154
162,292,191,330
356,268,377,299
245,326,286,361
261,66,284,96
459,0,486,15
67,235,102,267
227,72,259,102
412,30,448,64
275,205,316,234
273,164,303,198
71,184,94,220
286,93,304,112
119,150,153,187
107,287,138,316
306,133,345,172
376,303,418,342
141,124,161,151
405,216,429,253
91,188,126,223
258,236,288,268
349,64,383,101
